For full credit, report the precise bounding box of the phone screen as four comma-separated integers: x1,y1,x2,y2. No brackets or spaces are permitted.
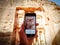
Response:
25,13,36,37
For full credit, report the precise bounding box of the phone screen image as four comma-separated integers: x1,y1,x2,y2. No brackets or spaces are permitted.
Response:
25,13,36,37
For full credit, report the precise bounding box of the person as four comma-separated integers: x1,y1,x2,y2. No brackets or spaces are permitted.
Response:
19,23,39,45
25,18,35,29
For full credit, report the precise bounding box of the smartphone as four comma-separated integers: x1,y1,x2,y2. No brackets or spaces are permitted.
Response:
24,13,36,37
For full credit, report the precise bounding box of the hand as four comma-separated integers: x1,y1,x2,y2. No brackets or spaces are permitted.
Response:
20,23,39,45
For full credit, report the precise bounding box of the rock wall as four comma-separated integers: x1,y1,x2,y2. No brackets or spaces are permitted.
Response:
0,0,60,45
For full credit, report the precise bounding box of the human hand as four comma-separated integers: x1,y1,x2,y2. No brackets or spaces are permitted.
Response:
20,23,39,45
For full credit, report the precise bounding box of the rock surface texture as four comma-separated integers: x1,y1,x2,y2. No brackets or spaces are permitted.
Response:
0,0,60,45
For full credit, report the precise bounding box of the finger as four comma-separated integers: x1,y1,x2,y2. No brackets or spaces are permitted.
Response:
36,23,39,26
20,22,24,31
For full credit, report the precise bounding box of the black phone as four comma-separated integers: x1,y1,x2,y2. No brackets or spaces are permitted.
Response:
24,13,36,37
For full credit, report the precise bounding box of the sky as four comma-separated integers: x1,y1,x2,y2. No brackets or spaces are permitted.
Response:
50,0,60,6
